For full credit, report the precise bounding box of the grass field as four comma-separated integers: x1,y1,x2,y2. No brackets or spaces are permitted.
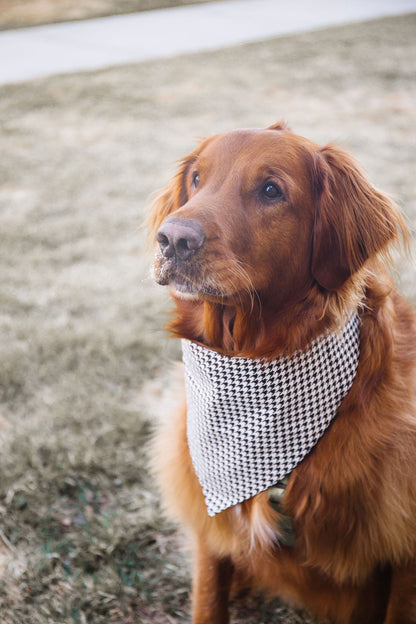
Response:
0,0,217,30
0,10,415,624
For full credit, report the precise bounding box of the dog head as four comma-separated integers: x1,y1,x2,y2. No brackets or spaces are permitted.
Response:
150,123,404,310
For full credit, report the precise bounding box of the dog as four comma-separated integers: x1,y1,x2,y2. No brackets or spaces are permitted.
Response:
149,122,416,624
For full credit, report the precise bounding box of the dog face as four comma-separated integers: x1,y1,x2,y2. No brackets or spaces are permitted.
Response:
151,123,400,309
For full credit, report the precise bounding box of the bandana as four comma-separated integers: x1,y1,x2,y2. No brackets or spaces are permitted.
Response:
183,313,360,516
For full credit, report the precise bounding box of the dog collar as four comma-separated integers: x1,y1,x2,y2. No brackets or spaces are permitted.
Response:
183,313,360,517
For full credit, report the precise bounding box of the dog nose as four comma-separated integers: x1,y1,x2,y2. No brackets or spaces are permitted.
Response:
156,218,205,260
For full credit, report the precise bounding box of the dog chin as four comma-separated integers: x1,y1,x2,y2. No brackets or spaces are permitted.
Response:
168,280,227,302
168,279,200,301
169,285,200,301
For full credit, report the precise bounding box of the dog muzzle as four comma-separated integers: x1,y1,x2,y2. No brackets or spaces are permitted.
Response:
183,313,360,517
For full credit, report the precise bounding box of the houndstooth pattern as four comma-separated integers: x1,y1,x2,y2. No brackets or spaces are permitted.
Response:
183,314,360,516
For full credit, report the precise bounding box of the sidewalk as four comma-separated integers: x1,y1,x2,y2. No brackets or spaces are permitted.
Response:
1,0,416,85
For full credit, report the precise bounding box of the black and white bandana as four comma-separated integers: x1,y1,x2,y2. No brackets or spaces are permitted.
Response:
183,313,360,516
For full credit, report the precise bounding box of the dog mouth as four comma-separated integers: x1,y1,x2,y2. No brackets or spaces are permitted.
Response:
153,255,224,301
168,275,200,300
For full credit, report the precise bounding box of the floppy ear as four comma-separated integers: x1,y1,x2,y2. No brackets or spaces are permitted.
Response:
311,144,405,291
146,155,193,243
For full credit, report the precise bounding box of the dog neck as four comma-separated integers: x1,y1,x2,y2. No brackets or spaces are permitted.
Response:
169,283,354,358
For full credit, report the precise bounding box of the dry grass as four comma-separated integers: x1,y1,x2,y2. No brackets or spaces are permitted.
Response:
0,12,415,624
0,0,218,30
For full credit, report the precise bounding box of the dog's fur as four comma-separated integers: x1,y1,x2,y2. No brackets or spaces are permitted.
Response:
149,123,416,624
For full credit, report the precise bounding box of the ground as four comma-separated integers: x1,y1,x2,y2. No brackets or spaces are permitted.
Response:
0,8,415,624
0,0,217,29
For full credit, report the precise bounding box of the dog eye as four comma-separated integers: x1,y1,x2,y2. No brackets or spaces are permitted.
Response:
262,182,285,201
192,172,200,190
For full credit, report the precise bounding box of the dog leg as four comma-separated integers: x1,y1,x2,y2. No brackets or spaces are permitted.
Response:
383,563,416,624
191,538,234,624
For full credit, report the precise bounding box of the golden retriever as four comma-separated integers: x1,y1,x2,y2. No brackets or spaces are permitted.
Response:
149,122,416,624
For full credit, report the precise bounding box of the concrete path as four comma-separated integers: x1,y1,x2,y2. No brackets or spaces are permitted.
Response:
1,0,416,85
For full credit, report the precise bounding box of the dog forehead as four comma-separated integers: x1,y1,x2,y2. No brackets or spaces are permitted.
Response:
197,128,315,176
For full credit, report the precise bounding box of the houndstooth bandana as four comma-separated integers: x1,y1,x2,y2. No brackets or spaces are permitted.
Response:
183,313,360,516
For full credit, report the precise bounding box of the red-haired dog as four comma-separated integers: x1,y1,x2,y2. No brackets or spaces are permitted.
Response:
149,123,416,624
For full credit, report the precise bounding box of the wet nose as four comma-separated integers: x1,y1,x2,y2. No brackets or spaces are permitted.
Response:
156,218,205,260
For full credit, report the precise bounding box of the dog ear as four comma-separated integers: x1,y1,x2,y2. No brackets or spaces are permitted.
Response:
311,144,404,291
147,155,193,242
